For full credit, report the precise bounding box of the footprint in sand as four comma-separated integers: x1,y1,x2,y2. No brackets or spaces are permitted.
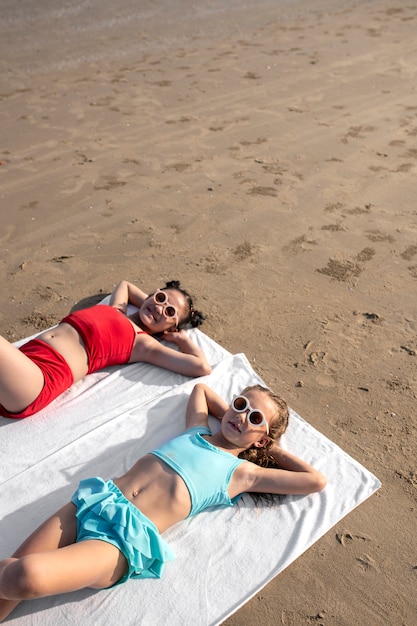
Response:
163,162,192,173
365,230,395,243
336,531,372,546
341,124,377,144
407,265,417,279
356,553,378,572
233,241,256,261
317,248,375,282
247,186,277,197
399,246,417,279
321,223,345,232
93,176,127,191
400,245,417,261
316,258,362,282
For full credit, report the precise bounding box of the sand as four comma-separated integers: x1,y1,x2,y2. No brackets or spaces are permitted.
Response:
1,0,416,623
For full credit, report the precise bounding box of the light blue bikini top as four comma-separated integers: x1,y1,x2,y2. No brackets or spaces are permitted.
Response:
151,427,247,517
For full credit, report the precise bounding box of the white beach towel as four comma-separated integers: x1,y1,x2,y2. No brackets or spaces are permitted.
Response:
0,307,380,625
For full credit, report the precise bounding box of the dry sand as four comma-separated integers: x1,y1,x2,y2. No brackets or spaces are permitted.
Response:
1,0,416,623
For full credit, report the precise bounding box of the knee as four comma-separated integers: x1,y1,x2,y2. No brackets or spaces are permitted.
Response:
0,556,47,600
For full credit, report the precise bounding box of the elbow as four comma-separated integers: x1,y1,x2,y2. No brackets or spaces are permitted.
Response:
197,363,212,377
113,279,126,292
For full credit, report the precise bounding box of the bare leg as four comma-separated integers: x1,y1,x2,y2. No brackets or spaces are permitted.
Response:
0,336,44,413
0,503,128,621
0,560,21,622
0,502,77,620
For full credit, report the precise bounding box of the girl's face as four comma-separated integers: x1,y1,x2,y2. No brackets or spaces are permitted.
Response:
138,289,187,334
221,389,274,449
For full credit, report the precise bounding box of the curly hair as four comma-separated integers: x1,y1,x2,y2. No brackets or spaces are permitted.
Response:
163,280,206,330
237,384,290,506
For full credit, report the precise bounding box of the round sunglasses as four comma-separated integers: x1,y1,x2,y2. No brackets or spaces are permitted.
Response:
153,290,178,319
232,395,269,435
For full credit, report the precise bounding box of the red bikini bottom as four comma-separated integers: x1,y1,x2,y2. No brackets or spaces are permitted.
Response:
0,339,74,419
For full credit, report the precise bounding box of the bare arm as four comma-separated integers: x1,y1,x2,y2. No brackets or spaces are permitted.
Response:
109,280,148,313
137,334,212,377
185,383,228,429
240,445,327,496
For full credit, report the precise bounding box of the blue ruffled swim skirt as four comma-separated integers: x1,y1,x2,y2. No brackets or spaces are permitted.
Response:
71,477,176,585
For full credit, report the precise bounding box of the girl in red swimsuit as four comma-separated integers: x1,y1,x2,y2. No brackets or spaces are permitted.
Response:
0,279,211,419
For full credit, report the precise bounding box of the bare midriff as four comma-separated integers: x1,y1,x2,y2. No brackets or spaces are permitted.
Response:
114,454,192,533
37,314,144,380
36,323,89,381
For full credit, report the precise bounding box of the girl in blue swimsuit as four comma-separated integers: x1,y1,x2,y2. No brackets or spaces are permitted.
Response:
0,383,326,621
